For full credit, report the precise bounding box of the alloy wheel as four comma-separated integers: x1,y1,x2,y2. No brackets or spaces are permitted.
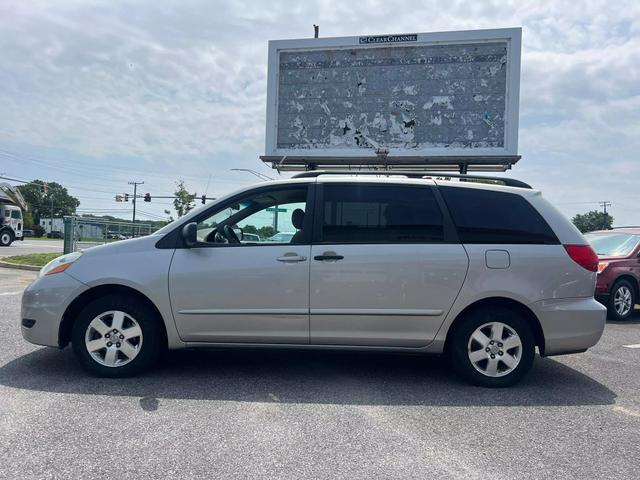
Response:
467,321,522,378
84,310,143,367
614,285,633,317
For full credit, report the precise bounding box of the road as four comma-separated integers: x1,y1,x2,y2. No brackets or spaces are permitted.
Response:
0,239,63,258
0,268,639,479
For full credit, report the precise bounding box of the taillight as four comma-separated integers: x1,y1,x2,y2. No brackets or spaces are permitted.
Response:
564,244,598,272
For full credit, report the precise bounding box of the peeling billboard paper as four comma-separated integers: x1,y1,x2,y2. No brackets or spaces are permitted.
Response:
264,28,521,168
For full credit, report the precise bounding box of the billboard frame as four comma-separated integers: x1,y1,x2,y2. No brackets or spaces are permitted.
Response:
263,27,521,171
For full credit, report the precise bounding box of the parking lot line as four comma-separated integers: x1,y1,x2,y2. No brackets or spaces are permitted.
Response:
612,405,640,418
622,344,640,349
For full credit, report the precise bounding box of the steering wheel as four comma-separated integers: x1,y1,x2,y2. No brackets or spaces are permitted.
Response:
223,225,241,244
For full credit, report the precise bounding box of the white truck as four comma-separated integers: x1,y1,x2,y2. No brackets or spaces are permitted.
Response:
0,183,27,246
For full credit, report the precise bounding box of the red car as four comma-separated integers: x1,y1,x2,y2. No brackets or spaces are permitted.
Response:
585,228,640,321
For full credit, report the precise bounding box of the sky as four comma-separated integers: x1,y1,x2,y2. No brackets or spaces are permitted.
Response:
0,0,639,225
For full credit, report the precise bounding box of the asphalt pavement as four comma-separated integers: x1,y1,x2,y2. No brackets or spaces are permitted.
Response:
0,268,639,479
0,239,63,258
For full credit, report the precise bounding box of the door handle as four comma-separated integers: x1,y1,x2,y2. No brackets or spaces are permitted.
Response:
277,253,307,263
314,252,344,261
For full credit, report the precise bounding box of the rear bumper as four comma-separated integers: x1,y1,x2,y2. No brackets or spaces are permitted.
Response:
532,297,606,356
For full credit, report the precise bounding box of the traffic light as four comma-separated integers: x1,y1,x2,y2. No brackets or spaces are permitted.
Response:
124,193,129,202
144,193,151,202
201,195,206,204
115,195,123,202
40,182,48,194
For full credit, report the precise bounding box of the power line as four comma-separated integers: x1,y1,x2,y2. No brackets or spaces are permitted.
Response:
0,171,119,195
135,209,169,220
1,174,167,219
0,148,252,187
599,201,612,215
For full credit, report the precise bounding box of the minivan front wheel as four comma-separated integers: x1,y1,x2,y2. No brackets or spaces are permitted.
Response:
71,294,163,377
449,307,535,387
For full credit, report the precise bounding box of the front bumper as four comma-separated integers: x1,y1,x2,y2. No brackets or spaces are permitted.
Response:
21,272,87,347
532,297,607,356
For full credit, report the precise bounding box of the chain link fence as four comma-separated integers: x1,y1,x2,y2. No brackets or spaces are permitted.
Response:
63,216,156,254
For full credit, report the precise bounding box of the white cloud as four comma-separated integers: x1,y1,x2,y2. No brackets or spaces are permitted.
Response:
0,0,638,223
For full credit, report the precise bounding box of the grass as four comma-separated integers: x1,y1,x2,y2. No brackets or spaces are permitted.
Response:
1,252,61,267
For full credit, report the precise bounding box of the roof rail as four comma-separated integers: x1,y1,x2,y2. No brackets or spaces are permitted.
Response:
292,170,532,189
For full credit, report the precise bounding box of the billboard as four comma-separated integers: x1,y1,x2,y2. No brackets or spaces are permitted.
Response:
263,28,521,170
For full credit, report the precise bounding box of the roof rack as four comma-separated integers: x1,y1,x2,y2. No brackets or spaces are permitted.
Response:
292,170,532,189
260,155,521,174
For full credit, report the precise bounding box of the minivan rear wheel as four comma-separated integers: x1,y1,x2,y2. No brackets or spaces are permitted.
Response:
71,294,163,377
449,307,535,387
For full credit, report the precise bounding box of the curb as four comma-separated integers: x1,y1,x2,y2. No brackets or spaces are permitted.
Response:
0,261,41,272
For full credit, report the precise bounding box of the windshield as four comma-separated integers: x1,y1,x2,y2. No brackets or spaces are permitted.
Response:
584,232,640,257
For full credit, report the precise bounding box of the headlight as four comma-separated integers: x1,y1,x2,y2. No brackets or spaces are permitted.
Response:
39,252,83,277
597,262,609,274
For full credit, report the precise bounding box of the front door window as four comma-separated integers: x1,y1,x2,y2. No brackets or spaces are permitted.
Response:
196,186,308,245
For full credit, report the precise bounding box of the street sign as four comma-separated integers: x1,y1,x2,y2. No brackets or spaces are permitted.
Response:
266,207,287,213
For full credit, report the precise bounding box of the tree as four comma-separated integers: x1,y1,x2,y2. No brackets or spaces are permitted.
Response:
18,180,80,223
163,209,175,223
257,226,275,239
572,210,613,233
243,225,258,235
22,210,34,228
173,180,196,218
32,224,46,237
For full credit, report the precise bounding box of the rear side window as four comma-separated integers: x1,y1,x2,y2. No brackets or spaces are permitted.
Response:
440,187,559,244
321,184,444,243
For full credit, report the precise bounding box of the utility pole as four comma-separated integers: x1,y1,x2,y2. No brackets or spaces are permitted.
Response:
50,196,54,233
599,201,612,230
599,201,612,215
128,181,144,231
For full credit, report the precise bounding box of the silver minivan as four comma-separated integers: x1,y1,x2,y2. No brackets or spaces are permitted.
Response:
21,173,606,386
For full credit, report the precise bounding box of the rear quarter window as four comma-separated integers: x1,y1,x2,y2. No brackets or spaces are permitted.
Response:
440,186,559,244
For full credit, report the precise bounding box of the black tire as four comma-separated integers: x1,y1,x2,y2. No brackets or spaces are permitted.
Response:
608,279,637,321
71,294,164,377
0,229,14,246
448,306,536,387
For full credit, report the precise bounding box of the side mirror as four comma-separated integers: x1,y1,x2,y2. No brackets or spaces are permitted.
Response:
182,222,198,248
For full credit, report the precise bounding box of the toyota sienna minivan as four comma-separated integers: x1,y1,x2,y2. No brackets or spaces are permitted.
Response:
21,172,606,387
